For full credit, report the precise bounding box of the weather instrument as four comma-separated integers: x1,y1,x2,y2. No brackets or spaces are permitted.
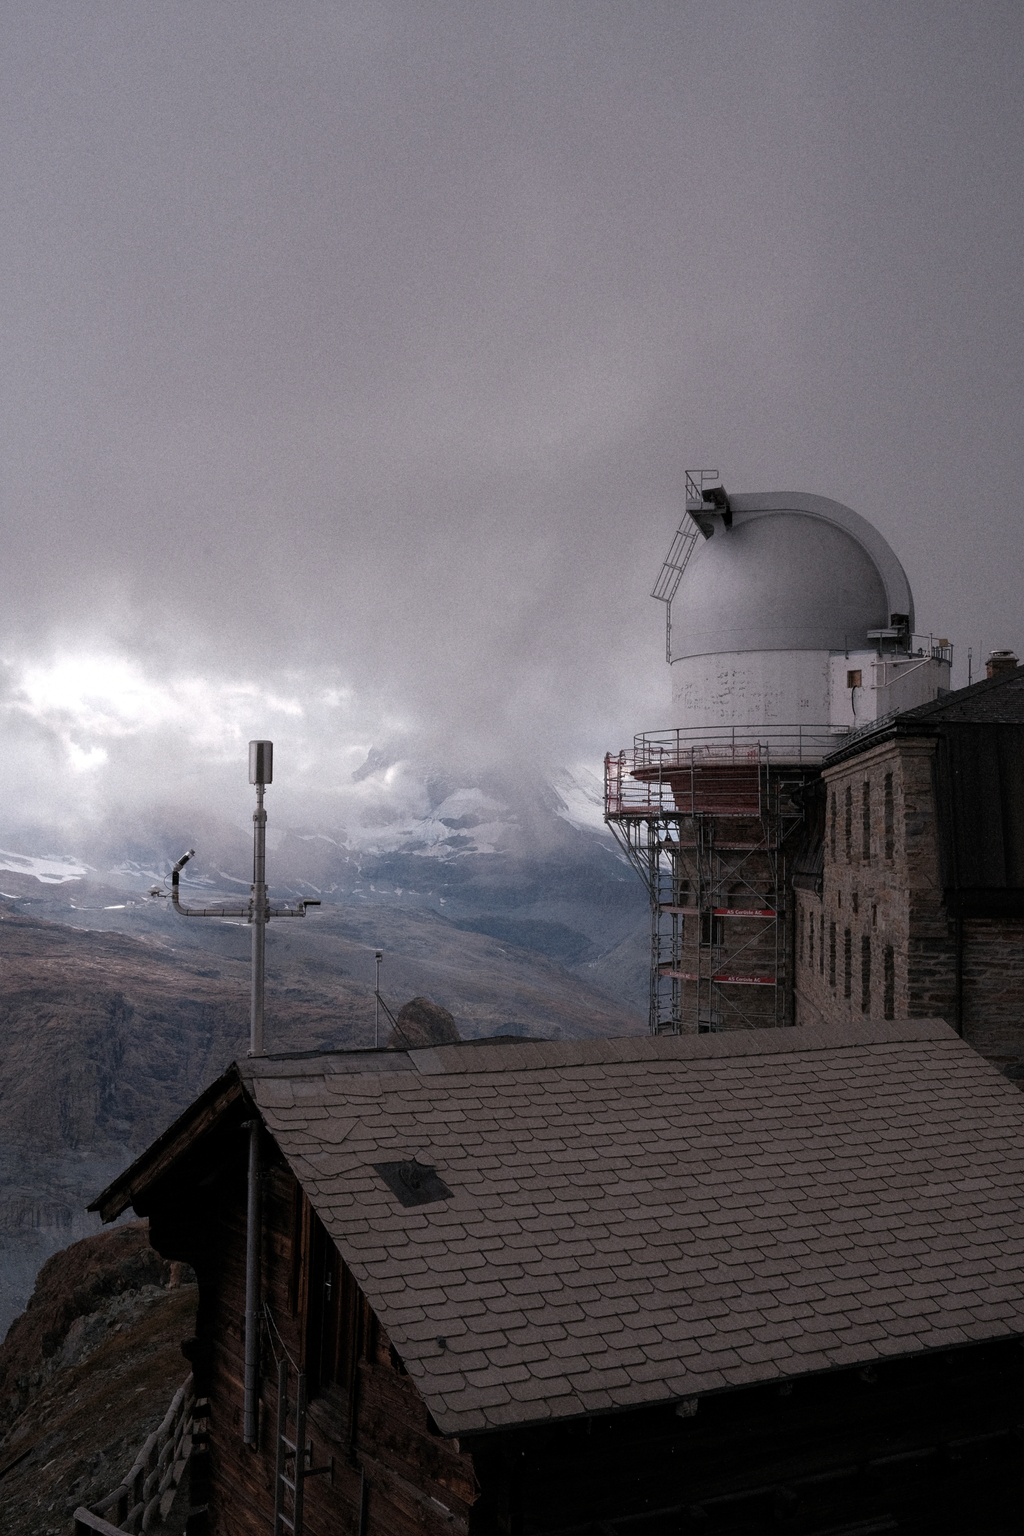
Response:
168,740,320,1056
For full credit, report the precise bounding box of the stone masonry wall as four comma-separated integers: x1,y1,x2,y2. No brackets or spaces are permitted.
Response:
793,733,1024,1080
794,737,952,1027
960,918,1024,1080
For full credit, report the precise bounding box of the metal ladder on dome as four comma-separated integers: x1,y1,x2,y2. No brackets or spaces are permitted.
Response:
650,469,720,662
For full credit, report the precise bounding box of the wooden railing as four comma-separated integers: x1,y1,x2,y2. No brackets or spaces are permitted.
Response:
72,1374,195,1535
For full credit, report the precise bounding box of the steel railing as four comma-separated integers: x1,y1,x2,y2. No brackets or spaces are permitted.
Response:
605,725,841,818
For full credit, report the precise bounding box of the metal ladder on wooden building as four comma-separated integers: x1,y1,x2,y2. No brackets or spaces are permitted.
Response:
273,1361,333,1536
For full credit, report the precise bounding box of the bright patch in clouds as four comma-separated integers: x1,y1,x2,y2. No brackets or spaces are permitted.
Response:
0,644,422,837
20,655,174,734
15,653,305,752
67,743,109,772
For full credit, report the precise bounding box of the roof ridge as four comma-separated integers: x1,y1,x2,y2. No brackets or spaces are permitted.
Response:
898,664,1024,722
408,1019,954,1075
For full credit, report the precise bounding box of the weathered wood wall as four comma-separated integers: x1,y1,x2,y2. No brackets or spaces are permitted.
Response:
146,1107,478,1536
141,1097,1024,1536
467,1335,1024,1536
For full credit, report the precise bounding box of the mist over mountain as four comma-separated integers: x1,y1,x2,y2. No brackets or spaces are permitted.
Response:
2,1,1020,1454
0,756,648,1339
0,752,648,995
1,3,1020,878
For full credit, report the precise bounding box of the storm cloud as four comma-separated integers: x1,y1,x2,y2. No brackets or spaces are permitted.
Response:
1,2,1021,841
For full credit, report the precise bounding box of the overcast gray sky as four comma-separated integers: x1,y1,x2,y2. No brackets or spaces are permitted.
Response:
1,1,1021,840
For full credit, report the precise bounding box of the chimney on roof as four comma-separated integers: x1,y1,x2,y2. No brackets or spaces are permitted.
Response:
986,649,1020,679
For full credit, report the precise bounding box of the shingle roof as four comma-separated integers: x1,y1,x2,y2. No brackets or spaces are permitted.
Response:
240,1020,1024,1436
826,667,1024,766
898,665,1024,724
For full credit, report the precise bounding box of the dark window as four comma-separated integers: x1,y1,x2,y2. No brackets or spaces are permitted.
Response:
288,1180,304,1317
862,781,871,861
884,945,895,1019
884,772,895,860
861,934,871,1013
843,928,852,999
819,914,825,976
844,785,853,862
830,793,837,862
799,907,805,963
700,912,723,947
808,911,814,969
306,1208,363,1399
847,669,862,689
829,922,836,988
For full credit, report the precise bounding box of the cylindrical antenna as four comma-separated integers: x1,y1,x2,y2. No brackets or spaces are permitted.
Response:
375,950,383,1048
249,739,273,786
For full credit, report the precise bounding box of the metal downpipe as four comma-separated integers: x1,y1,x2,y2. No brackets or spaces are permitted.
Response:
244,1119,261,1447
954,914,965,1037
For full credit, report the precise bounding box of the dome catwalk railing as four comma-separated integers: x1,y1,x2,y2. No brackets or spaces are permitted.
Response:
604,723,845,819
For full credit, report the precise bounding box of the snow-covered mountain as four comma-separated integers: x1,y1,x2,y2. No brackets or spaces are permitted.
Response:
0,757,649,1009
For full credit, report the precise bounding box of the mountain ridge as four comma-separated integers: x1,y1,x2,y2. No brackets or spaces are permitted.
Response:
0,878,645,1339
0,760,649,1335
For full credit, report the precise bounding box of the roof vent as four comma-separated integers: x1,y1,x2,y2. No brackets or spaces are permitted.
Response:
373,1159,453,1208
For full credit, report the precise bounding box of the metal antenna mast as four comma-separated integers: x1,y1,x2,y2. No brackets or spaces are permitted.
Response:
170,739,320,1057
167,741,321,1451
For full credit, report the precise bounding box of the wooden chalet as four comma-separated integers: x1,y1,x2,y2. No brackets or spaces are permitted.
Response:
92,1020,1024,1536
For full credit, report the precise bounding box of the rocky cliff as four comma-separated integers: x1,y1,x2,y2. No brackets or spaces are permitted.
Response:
0,1222,196,1536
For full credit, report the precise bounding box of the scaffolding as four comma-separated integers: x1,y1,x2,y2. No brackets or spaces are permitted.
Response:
605,729,824,1034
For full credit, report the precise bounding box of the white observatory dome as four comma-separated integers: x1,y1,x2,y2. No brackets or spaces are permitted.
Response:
674,513,895,658
667,493,916,740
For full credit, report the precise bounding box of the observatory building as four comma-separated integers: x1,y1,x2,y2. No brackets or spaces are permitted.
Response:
606,473,952,1035
664,486,949,738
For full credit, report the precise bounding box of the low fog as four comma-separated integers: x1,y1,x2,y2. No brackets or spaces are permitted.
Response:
1,2,1022,852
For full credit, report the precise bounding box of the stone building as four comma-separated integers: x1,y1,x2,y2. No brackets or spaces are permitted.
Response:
794,664,1024,1081
606,483,954,1036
